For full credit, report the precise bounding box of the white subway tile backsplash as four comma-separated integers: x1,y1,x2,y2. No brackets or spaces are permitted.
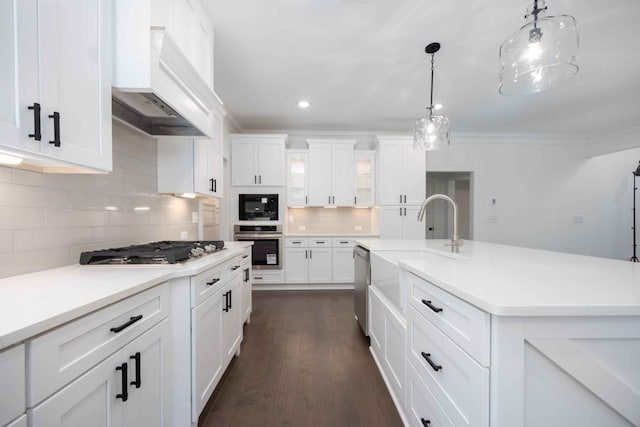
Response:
0,120,201,278
0,207,45,230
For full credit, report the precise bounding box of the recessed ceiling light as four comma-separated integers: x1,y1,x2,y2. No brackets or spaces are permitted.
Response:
298,100,310,109
433,103,443,111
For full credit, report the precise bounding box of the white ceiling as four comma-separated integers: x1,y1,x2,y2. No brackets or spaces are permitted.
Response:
203,0,640,136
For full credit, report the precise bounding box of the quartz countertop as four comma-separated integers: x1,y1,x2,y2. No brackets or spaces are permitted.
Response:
285,233,380,237
355,238,640,317
0,242,252,350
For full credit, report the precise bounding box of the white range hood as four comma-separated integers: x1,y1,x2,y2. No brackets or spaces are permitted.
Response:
112,20,221,137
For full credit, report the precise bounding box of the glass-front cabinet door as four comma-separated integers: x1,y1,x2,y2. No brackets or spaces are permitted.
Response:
286,150,308,206
354,151,375,207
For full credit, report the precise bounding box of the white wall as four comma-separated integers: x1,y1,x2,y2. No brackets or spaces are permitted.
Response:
427,133,640,260
0,121,201,278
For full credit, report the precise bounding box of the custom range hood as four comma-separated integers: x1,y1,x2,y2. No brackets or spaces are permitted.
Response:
112,22,221,137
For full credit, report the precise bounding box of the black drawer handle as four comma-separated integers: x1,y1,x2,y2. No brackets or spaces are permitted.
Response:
48,111,61,147
421,418,431,426
229,289,232,309
421,299,443,313
28,103,41,140
339,241,349,244
231,265,240,270
209,178,214,192
223,291,230,312
206,278,220,286
115,362,128,401
244,268,250,282
421,352,442,372
254,276,263,280
110,315,143,333
242,255,249,259
129,352,141,389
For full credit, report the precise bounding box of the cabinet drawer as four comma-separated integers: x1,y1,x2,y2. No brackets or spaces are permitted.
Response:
0,344,25,426
191,264,224,307
240,249,251,266
308,238,331,247
332,238,354,247
407,305,489,427
251,271,283,284
28,283,170,406
406,362,454,427
223,256,243,279
285,238,308,247
407,272,490,366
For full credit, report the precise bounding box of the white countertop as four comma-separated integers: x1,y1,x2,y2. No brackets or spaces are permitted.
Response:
285,233,380,237
0,242,252,350
355,238,640,317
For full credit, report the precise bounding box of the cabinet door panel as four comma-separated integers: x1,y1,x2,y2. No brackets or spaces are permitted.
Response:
30,351,124,427
308,143,332,206
222,275,242,362
402,206,425,239
377,140,403,205
38,0,112,171
0,0,40,153
231,140,257,186
286,152,308,206
124,320,170,427
193,138,210,195
209,111,224,197
285,247,309,283
332,247,354,283
331,144,355,206
308,248,332,283
401,141,426,204
192,289,223,419
257,140,285,185
379,206,403,239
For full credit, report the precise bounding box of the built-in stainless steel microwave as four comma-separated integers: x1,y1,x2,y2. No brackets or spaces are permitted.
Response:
238,194,279,221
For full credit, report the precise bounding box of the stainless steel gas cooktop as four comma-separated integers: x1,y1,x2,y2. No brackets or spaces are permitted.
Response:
79,241,225,265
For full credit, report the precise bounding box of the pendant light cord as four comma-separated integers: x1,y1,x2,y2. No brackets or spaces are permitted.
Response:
429,53,435,116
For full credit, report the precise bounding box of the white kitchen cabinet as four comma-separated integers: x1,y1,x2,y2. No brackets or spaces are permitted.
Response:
377,137,425,205
241,252,252,324
0,0,112,173
307,140,355,206
231,134,286,186
379,205,424,239
332,239,355,283
284,238,334,284
285,247,309,283
31,319,170,427
308,247,332,283
354,151,376,207
286,150,309,206
222,271,243,362
368,285,406,412
0,344,25,427
157,135,223,198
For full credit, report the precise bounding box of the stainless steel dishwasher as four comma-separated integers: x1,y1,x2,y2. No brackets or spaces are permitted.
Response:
353,245,370,336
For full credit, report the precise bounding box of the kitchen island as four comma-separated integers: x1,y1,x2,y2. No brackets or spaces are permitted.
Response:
355,238,640,427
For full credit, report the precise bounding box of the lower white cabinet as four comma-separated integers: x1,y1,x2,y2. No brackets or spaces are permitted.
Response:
0,344,25,427
6,414,27,427
368,285,406,410
284,237,356,284
30,319,170,427
222,272,243,362
307,247,332,283
379,206,424,239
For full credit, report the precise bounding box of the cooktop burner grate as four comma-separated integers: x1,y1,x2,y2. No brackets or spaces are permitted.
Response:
79,241,225,265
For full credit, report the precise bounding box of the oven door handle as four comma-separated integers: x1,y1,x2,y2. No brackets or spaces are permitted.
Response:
235,234,283,239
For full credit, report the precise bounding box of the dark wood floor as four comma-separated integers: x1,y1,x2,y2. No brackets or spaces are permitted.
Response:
198,290,403,427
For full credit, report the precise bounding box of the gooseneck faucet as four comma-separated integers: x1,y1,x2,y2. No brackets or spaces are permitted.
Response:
417,194,463,253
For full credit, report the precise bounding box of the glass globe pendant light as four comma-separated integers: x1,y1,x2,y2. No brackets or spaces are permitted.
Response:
499,0,579,95
414,42,450,151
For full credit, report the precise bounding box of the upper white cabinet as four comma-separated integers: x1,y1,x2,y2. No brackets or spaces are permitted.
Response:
231,134,287,186
354,151,375,207
377,137,425,205
307,140,355,206
157,109,225,198
286,150,309,206
0,0,112,173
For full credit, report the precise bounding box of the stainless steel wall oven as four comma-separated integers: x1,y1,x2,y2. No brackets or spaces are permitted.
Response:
233,225,282,270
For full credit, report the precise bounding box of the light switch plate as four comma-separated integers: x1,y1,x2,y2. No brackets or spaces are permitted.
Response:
180,231,188,240
298,225,306,231
354,225,362,231
192,212,199,224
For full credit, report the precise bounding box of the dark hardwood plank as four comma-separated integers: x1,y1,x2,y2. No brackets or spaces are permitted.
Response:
198,290,404,427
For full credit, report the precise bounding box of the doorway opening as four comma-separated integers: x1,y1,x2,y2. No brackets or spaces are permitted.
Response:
425,172,473,240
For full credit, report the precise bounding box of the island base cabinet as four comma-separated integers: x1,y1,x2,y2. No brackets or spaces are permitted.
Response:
30,320,170,427
490,316,640,427
6,415,27,427
406,362,454,427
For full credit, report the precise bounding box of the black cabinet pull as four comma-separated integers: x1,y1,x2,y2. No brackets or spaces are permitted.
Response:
404,195,407,203
305,249,308,259
242,254,249,259
254,276,263,280
110,315,143,333
210,178,214,192
421,299,443,313
206,278,220,286
48,111,61,147
28,103,41,141
259,175,262,184
404,207,407,216
223,291,230,312
129,352,141,389
354,196,357,205
231,265,240,271
305,196,307,205
332,196,335,204
340,241,349,244
244,268,249,282
213,179,217,192
115,362,129,401
421,352,442,372
309,250,312,259
254,175,257,184
421,418,431,426
328,196,331,204
229,289,232,309
399,194,402,203
399,207,402,216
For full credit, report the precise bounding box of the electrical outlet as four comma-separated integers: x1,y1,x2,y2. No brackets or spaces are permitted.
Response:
192,212,199,224
180,231,188,240
354,225,362,231
488,216,498,224
572,215,584,224
289,215,294,223
298,225,306,231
